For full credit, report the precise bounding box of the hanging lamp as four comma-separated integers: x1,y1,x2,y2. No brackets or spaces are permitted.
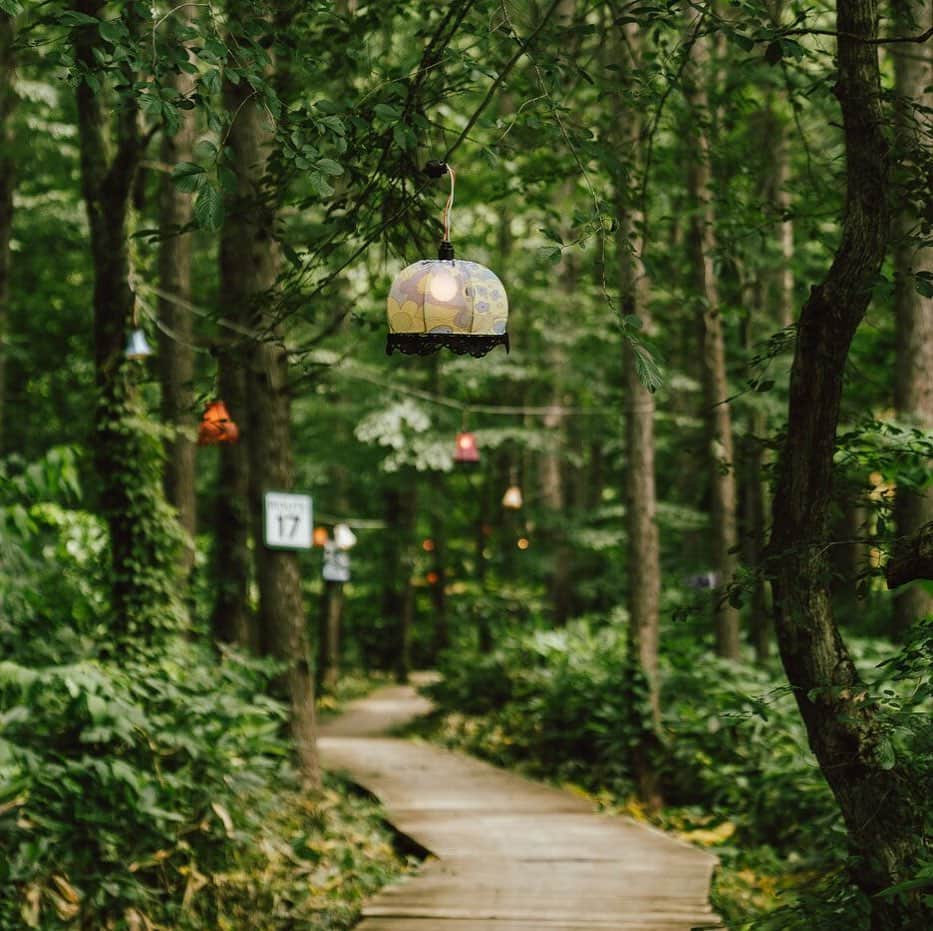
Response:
313,526,330,547
453,430,479,464
502,482,523,510
333,523,358,550
197,400,239,445
125,328,153,360
386,162,509,357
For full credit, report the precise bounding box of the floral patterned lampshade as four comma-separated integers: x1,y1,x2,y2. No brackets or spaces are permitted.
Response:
387,258,509,357
386,161,508,357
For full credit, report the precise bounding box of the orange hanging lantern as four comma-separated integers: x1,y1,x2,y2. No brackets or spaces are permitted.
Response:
453,431,479,464
198,400,239,446
313,526,330,547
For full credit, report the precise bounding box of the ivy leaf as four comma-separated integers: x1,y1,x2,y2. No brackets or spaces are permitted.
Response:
194,183,224,231
171,162,206,193
875,736,896,771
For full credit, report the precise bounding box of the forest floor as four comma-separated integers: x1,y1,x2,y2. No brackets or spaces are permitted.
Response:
318,675,722,930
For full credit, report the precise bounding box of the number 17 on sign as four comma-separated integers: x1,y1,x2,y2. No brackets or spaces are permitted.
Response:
263,492,313,549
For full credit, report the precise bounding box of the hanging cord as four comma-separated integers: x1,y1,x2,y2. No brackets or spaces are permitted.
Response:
442,164,456,242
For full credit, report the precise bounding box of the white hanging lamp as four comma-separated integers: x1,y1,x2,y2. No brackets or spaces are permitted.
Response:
125,328,153,360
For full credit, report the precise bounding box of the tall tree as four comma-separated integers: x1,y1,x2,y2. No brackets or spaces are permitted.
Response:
73,1,182,640
0,11,14,453
158,2,198,577
768,0,930,921
682,4,741,658
891,0,933,637
219,4,318,782
613,18,663,805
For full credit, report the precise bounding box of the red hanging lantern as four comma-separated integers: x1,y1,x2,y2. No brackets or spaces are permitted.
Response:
453,431,479,464
198,400,239,446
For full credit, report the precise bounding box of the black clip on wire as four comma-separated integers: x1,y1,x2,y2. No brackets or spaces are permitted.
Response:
425,161,454,258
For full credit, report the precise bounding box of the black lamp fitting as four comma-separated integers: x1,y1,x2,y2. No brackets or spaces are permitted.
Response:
424,160,449,178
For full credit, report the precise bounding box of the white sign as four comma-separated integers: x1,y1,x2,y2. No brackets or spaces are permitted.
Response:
322,541,351,582
264,492,312,549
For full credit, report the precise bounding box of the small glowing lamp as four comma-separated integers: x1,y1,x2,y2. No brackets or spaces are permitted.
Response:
422,538,435,552
125,328,153,360
333,523,358,550
502,484,523,509
517,537,530,550
313,526,329,547
197,400,239,446
426,571,440,586
454,431,479,464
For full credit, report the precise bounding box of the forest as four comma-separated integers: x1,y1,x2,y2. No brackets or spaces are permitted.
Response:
0,0,931,929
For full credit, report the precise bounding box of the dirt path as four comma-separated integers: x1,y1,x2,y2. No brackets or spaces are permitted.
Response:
319,674,721,931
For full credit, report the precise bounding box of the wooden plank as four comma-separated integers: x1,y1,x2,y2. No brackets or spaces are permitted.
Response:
321,680,722,931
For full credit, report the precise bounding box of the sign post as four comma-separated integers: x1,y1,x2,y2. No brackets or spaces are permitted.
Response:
263,492,313,549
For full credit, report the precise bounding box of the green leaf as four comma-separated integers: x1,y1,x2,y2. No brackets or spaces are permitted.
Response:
915,272,933,298
374,103,401,122
316,158,344,177
875,736,896,770
171,161,206,193
98,19,127,45
0,1,24,15
309,173,335,198
194,183,224,231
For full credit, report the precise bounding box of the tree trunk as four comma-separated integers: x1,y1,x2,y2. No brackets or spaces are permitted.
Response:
682,5,741,658
395,483,417,683
211,349,255,647
158,3,198,578
221,32,318,783
612,20,663,809
768,0,930,921
614,24,661,725
891,0,933,638
318,580,343,691
429,470,450,656
0,12,14,455
429,359,449,656
74,2,182,641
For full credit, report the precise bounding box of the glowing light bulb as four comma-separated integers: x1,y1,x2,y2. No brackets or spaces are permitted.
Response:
517,537,530,550
502,485,523,509
430,270,458,302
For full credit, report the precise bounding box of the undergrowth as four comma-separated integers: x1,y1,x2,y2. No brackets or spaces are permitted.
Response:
416,620,930,929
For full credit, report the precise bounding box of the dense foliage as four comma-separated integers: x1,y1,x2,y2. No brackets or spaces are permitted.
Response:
0,451,410,928
422,618,933,927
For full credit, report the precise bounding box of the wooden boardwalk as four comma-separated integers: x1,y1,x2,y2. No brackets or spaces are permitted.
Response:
319,676,722,931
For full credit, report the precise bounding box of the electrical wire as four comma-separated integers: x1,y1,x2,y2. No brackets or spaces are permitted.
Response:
442,165,456,241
